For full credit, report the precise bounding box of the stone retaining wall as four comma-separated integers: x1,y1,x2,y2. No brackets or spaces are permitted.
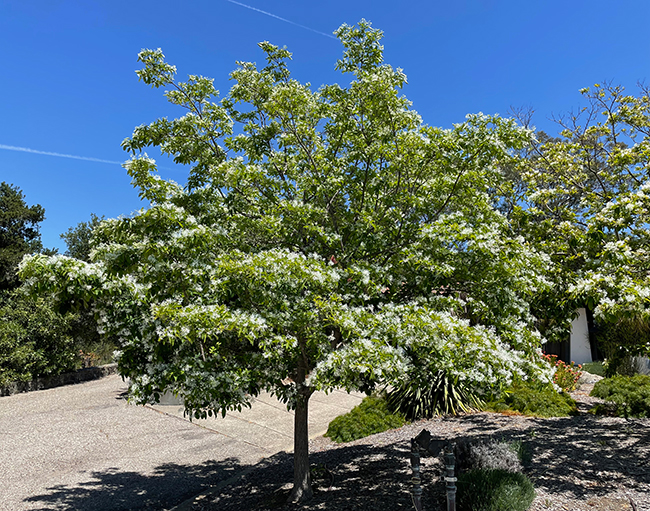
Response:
0,363,118,397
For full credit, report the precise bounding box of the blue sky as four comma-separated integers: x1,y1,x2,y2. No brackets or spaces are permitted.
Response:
1,0,648,252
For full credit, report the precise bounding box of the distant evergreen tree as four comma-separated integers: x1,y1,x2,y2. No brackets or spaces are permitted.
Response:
0,183,77,385
61,213,104,262
0,182,45,291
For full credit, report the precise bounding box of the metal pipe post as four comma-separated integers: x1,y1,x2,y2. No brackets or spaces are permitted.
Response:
410,438,424,511
444,443,457,511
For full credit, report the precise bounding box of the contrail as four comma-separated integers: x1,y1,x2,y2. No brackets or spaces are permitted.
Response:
0,144,123,165
224,0,337,40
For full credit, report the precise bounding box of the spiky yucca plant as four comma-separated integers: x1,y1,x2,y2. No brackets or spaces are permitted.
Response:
386,370,484,419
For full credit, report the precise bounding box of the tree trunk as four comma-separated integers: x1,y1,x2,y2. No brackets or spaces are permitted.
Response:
288,347,314,503
288,389,313,502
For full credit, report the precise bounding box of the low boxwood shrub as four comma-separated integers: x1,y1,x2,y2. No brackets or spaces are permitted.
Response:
589,374,650,418
457,469,535,511
325,395,406,443
509,440,533,467
486,380,578,417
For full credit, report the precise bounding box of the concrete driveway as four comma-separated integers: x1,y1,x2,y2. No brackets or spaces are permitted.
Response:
0,374,362,510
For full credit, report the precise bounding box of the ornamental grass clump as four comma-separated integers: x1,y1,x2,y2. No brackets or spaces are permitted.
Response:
486,379,578,417
325,396,407,443
542,353,582,391
590,374,650,418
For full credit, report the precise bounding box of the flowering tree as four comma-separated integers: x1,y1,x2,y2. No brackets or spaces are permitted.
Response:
506,83,650,356
21,21,552,501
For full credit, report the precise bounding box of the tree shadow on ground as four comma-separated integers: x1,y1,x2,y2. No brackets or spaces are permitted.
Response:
24,457,247,511
202,444,437,511
198,413,650,511
26,413,649,511
455,413,650,501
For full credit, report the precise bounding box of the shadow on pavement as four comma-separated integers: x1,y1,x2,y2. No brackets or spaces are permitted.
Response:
24,458,248,511
22,414,650,510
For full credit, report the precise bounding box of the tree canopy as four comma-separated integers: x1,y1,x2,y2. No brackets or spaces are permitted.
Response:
0,184,79,386
20,20,553,501
0,182,45,291
502,83,650,360
60,213,104,262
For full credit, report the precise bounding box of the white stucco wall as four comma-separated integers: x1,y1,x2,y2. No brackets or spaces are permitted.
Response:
570,308,593,365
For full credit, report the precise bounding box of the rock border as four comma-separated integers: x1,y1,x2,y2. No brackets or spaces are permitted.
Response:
0,363,118,397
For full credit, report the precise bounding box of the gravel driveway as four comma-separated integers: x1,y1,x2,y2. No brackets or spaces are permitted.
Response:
0,374,268,511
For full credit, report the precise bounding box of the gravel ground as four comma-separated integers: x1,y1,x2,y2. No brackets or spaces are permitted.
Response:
188,381,650,511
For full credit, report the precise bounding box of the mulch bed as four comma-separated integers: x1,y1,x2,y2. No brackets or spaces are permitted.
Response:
187,384,650,511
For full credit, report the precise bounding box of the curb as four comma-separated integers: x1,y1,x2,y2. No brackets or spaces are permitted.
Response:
0,363,119,397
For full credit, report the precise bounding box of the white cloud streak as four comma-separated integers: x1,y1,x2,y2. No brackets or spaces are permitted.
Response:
224,0,337,40
0,144,123,165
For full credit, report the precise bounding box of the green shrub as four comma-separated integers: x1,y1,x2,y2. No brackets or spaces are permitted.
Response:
596,317,650,376
68,303,116,368
590,375,650,418
604,355,650,377
325,396,406,443
486,380,578,418
509,440,533,467
457,469,535,511
0,292,77,386
386,370,484,419
581,361,605,377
